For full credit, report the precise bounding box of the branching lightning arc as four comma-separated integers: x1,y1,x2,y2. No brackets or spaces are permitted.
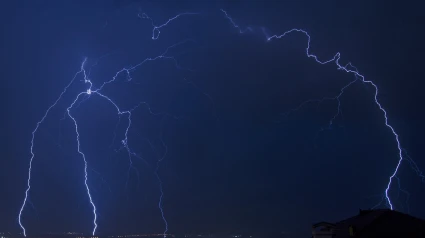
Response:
18,36,193,236
18,6,424,237
220,9,424,211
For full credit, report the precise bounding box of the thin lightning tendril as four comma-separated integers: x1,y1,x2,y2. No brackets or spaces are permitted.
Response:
138,11,200,40
394,176,411,214
155,144,168,238
220,9,253,34
145,135,169,238
403,149,425,183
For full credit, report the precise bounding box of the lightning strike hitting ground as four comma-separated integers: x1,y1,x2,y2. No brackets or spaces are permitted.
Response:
220,9,423,211
19,38,193,236
18,58,89,237
67,92,98,236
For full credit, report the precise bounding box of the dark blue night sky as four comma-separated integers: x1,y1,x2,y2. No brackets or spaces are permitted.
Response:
1,0,425,237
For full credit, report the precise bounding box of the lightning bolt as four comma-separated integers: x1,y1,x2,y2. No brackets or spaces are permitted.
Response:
266,29,403,211
220,9,422,211
67,91,98,235
18,58,89,237
66,39,190,235
19,37,195,235
20,5,422,236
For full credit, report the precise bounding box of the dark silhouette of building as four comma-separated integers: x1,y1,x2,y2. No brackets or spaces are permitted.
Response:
312,209,425,238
